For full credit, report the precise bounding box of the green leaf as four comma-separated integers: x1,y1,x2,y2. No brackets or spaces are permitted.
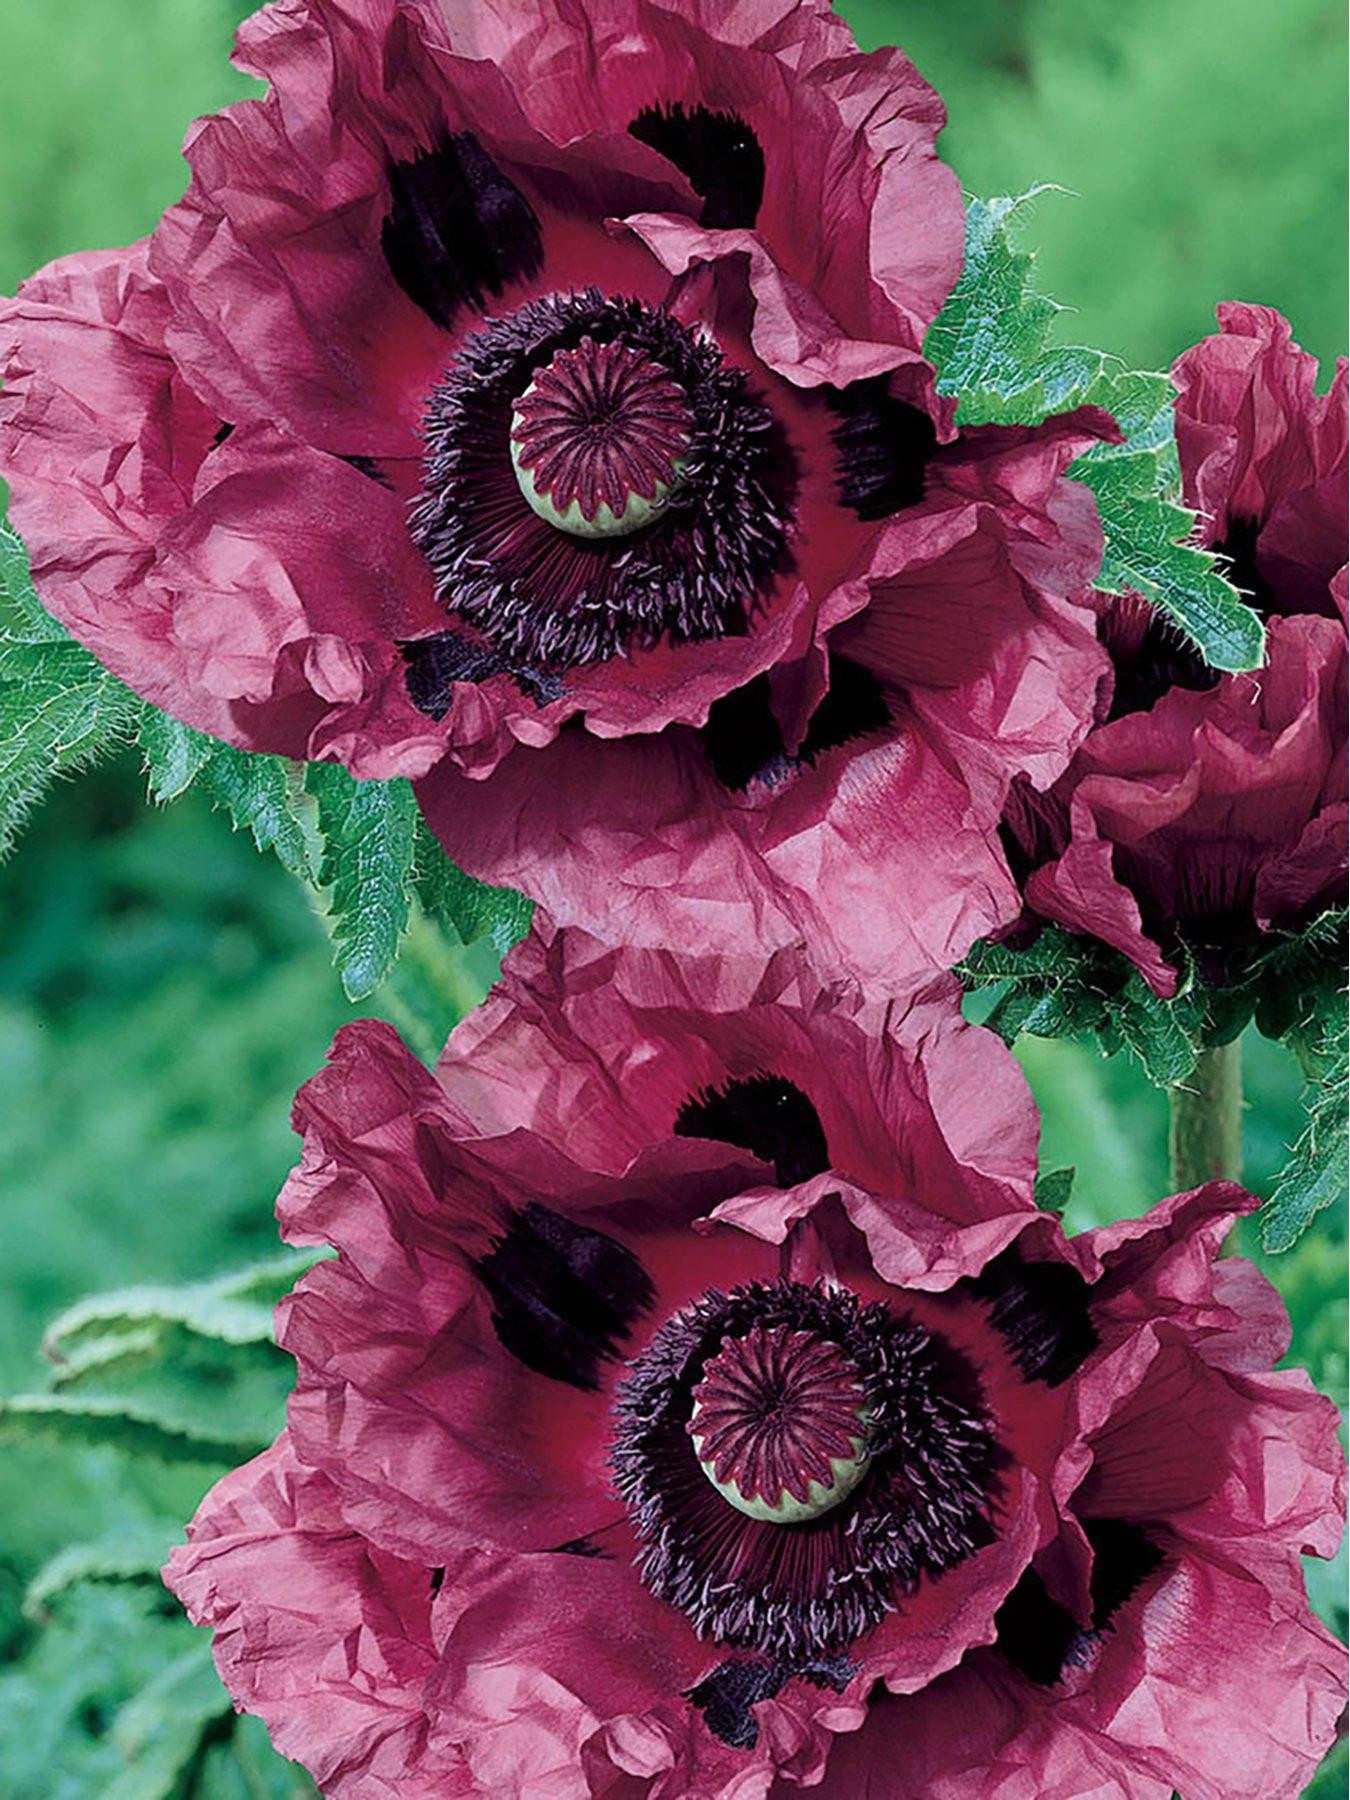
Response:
138,710,215,804
23,1529,176,1622
926,197,1265,674
1072,448,1265,671
414,818,533,953
306,764,418,999
925,190,1104,424
1262,1009,1349,1253
202,747,319,881
0,1394,267,1465
0,521,142,855
105,1642,234,1800
1033,1166,1076,1214
43,1249,318,1365
1103,974,1200,1087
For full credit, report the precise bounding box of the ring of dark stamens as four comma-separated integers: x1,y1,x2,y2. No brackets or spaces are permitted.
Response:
411,290,791,673
612,1279,997,1659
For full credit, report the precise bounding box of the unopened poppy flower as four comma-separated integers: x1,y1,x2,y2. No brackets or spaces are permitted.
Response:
1003,306,1348,994
0,0,1111,983
166,927,1345,1798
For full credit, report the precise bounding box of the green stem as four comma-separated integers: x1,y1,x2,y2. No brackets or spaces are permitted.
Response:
1168,1038,1244,1190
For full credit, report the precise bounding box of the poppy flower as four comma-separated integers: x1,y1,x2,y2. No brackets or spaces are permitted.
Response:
166,927,1345,1797
1003,306,1348,994
0,0,1111,983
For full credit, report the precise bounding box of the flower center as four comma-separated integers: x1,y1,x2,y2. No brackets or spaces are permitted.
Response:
509,336,692,539
687,1324,870,1523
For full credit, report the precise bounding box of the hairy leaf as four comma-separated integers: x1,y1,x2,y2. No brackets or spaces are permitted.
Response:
138,710,216,804
925,190,1104,423
1263,1009,1349,1254
43,1249,319,1364
414,817,533,952
202,748,318,881
926,196,1264,673
0,522,142,855
306,764,419,999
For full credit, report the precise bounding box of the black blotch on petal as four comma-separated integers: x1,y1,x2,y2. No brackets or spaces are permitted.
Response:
630,103,766,230
551,1536,610,1559
832,379,938,520
675,1074,830,1188
401,632,564,720
971,1248,1099,1387
798,654,892,761
475,1202,655,1390
382,132,543,330
338,453,394,489
994,1520,1164,1688
699,675,791,791
1215,515,1277,618
687,1655,856,1750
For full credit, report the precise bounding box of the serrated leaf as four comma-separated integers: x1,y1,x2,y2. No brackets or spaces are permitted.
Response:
307,764,418,999
1034,1167,1076,1214
44,1250,316,1364
1262,1011,1349,1253
202,747,319,880
1072,451,1266,671
1105,975,1200,1086
138,708,216,803
925,190,1105,424
24,1529,176,1621
0,1394,266,1464
47,1325,169,1391
0,520,143,854
926,197,1264,674
414,817,533,953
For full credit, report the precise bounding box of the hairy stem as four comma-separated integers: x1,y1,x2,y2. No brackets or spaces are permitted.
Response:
1168,1037,1244,1190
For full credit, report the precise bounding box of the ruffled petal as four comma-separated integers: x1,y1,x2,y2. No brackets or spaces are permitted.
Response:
165,1437,473,1798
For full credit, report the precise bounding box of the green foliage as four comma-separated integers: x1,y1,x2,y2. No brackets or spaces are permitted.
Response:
0,1251,318,1793
307,764,419,999
0,511,529,1000
964,910,1348,1247
0,522,143,854
1264,1009,1349,1254
845,0,1347,375
925,195,1264,673
1033,1166,1076,1213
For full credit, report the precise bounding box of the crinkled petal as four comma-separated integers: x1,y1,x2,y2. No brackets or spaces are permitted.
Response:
438,923,1038,1224
165,1437,472,1798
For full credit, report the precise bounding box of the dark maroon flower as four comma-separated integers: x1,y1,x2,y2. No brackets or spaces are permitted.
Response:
166,927,1345,1797
1003,307,1348,994
0,0,1113,984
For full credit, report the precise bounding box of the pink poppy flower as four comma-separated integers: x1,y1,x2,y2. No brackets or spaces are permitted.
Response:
1003,306,1348,994
0,0,1111,984
166,927,1345,1797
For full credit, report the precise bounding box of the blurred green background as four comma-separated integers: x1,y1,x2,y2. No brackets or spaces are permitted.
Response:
0,0,1344,1793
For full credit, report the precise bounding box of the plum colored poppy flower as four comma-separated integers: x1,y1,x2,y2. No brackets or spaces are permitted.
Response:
1003,306,1348,994
166,927,1345,1798
0,0,1112,983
